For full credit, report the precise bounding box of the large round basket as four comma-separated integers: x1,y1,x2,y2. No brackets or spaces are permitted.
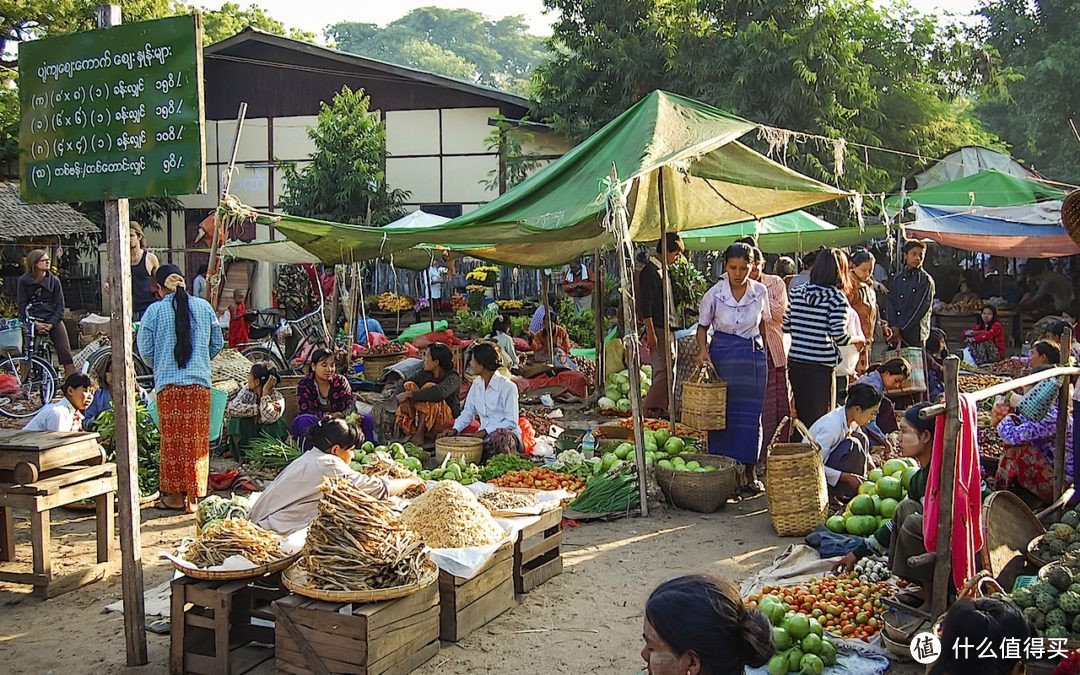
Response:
765,418,828,537
282,559,438,603
680,364,727,431
982,490,1045,580
362,352,406,381
435,436,484,465
169,552,300,581
1063,190,1080,248
654,453,738,513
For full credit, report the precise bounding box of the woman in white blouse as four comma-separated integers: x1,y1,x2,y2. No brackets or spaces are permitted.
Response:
440,342,522,459
695,243,772,494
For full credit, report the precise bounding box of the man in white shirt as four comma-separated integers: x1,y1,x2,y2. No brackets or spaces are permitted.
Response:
806,383,881,499
423,262,446,302
440,343,521,457
562,259,594,312
24,373,94,432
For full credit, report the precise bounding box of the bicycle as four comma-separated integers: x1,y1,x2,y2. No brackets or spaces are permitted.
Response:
0,309,61,419
81,328,155,392
239,307,331,373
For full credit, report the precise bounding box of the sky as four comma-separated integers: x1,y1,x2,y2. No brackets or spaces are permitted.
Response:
197,0,984,40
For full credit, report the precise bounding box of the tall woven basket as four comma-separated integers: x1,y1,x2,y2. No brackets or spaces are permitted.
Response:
1063,190,1080,248
681,363,727,431
362,352,406,381
435,436,484,465
765,417,828,536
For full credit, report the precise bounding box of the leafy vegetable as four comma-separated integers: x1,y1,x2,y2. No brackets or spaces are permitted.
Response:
567,463,638,514
94,402,160,497
245,436,303,470
480,453,537,481
552,449,600,478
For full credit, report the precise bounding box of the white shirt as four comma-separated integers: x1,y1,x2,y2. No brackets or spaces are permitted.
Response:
453,371,520,437
492,332,520,368
698,277,771,339
23,397,84,432
247,449,389,535
789,270,811,289
565,265,589,283
807,406,854,487
423,266,444,300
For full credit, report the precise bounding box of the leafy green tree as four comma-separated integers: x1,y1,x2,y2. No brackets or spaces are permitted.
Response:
974,0,1080,182
532,0,999,215
278,86,408,226
326,8,546,94
196,2,316,44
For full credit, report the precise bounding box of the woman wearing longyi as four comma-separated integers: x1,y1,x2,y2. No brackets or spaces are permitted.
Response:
248,419,422,536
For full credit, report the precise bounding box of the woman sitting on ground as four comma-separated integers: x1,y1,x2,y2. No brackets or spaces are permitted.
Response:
964,305,1006,365
530,311,575,369
834,404,936,611
1027,339,1060,370
641,575,774,675
84,355,150,431
292,348,375,445
855,357,911,446
226,362,288,462
486,315,520,370
439,342,522,459
248,419,423,535
394,343,461,446
930,598,1034,675
807,383,882,500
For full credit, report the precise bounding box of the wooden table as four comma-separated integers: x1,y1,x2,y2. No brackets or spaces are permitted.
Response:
0,430,117,598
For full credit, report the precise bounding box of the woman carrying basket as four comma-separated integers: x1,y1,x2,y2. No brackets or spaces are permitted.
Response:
695,243,771,495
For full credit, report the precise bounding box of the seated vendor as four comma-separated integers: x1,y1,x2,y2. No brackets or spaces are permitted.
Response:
530,311,575,369
291,348,375,445
991,372,1074,504
486,315,520,370
394,343,461,445
807,383,882,500
439,342,522,459
833,404,935,611
248,419,423,535
25,373,94,433
1045,320,1080,363
855,357,910,445
226,362,288,462
964,305,1006,365
1027,339,1060,370
84,355,150,431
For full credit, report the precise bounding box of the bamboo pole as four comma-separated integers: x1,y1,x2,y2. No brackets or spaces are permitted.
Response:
608,164,649,517
426,252,436,332
657,169,677,433
930,356,961,621
97,4,146,666
1054,325,1073,499
593,249,605,396
208,102,247,308
541,275,554,364
920,365,1080,418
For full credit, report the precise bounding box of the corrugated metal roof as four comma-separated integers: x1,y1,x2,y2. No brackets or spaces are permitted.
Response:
0,182,100,241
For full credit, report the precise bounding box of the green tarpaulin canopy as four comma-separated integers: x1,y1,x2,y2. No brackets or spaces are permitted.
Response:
256,90,849,267
681,210,888,253
884,169,1065,214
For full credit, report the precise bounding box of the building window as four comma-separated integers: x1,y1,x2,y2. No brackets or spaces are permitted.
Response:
418,204,463,219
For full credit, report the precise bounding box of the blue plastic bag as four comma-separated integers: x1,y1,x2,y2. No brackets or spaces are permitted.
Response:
805,524,864,558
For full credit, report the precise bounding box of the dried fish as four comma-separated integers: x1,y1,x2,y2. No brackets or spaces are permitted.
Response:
180,518,285,567
402,481,506,548
478,490,538,512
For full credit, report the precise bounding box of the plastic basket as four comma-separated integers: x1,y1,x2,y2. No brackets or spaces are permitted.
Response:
0,327,23,353
1012,575,1036,592
148,387,229,442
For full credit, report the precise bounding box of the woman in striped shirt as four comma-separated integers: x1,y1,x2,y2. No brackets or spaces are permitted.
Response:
783,249,862,428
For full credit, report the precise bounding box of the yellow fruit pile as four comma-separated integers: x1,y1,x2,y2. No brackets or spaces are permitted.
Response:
376,293,414,312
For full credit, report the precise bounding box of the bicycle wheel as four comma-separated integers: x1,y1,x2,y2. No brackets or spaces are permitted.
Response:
0,354,58,419
87,346,156,390
241,346,287,373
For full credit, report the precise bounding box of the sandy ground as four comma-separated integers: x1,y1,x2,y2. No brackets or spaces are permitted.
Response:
0,491,864,675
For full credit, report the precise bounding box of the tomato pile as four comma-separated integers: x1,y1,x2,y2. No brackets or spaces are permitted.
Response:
748,574,892,642
488,467,585,494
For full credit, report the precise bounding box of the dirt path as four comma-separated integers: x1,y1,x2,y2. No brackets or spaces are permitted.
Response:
0,495,917,674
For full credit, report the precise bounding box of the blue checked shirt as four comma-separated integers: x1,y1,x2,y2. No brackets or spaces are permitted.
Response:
137,294,224,393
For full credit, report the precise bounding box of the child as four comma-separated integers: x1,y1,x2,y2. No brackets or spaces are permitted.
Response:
964,305,1005,365
226,362,288,462
25,373,94,432
247,419,423,535
807,383,883,499
930,598,1034,674
227,288,250,348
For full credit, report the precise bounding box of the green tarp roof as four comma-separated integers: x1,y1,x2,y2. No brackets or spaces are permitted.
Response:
259,90,849,267
681,210,888,253
885,169,1065,213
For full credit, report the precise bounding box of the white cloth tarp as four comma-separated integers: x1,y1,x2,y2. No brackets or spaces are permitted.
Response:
910,147,1041,189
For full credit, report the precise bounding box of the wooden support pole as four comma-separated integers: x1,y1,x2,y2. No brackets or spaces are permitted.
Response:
593,249,604,396
930,356,961,621
1054,325,1073,499
427,252,436,333
207,102,247,307
541,274,554,364
657,169,676,433
97,6,146,664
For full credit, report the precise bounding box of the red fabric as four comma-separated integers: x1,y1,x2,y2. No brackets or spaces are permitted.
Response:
905,230,1080,258
518,416,536,454
228,302,250,347
992,442,1056,503
403,342,420,358
414,331,462,349
365,332,389,347
923,394,983,590
514,371,590,398
970,320,1006,357
512,337,531,352
0,374,20,395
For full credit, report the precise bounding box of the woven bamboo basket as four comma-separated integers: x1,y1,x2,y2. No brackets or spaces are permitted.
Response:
981,490,1045,581
654,453,738,513
765,417,828,536
1064,190,1080,248
363,352,406,381
281,559,438,602
680,363,727,431
435,436,484,465
169,552,300,581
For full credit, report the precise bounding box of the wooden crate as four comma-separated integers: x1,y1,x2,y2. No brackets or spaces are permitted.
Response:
439,541,514,642
274,581,440,675
513,508,563,595
170,573,288,675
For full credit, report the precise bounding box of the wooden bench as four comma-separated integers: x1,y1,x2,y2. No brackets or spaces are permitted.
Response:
169,573,288,675
439,541,514,642
513,508,563,595
0,431,116,599
274,581,440,675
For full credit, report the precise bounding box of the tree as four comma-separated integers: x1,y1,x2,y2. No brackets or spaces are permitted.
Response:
974,0,1080,182
532,0,1000,217
196,2,316,44
326,8,547,94
278,87,408,226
